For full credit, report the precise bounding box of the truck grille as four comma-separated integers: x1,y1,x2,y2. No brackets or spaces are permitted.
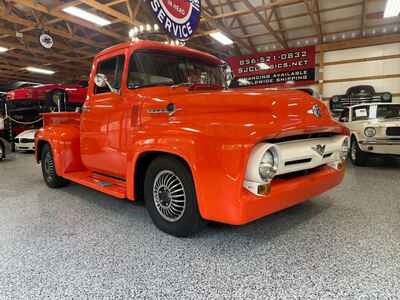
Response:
386,127,400,136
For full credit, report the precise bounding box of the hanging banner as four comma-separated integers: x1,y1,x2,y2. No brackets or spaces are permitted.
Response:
149,0,201,41
227,46,316,88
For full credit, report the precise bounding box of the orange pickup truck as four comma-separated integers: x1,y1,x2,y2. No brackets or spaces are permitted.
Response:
35,40,349,237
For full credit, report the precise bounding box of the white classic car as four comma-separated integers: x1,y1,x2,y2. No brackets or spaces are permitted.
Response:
338,103,400,166
15,129,36,152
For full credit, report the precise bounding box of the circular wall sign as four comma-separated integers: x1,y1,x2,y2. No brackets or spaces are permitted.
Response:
39,33,54,49
149,0,201,41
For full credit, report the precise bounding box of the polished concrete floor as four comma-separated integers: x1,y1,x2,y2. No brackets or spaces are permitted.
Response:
0,153,399,299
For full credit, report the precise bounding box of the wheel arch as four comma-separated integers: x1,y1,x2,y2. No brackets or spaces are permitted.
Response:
132,150,194,202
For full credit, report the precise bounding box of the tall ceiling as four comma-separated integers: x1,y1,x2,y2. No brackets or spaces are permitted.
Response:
0,0,399,84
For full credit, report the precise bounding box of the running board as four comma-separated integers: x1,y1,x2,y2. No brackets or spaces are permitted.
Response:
63,171,126,199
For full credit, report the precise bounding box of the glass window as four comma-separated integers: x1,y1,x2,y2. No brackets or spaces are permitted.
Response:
95,55,125,94
376,104,400,120
352,106,370,121
127,51,224,89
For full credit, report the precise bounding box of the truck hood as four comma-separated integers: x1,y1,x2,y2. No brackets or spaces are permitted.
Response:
365,119,400,127
139,87,345,142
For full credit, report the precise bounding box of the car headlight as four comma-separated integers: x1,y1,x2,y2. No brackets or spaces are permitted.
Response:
259,148,279,181
382,92,391,101
364,127,376,137
340,137,350,160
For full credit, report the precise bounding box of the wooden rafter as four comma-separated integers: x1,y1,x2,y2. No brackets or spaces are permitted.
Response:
240,0,286,48
304,0,322,42
270,0,288,48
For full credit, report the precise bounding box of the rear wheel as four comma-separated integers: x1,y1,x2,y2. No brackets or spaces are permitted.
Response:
144,156,206,237
41,143,69,188
350,137,369,166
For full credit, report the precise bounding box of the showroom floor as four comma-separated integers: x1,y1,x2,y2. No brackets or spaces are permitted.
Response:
0,153,399,299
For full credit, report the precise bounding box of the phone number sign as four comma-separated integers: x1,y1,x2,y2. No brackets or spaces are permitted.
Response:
227,46,316,87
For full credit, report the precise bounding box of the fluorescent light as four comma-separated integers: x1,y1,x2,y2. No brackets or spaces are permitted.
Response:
256,63,271,70
384,0,400,18
0,47,8,53
63,6,111,26
210,31,234,45
26,67,55,75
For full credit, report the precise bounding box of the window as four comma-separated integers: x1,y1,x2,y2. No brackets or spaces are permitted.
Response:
127,51,224,89
95,55,125,94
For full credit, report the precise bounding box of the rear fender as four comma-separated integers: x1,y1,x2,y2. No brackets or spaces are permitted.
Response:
36,125,84,175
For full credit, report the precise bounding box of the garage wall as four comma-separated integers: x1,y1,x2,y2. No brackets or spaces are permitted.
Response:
321,42,400,103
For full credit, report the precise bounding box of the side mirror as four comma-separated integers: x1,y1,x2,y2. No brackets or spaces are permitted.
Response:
94,73,118,94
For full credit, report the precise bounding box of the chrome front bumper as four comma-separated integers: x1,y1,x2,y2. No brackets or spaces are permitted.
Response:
360,139,400,146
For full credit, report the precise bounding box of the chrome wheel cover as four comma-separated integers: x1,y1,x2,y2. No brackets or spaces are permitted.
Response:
153,170,186,222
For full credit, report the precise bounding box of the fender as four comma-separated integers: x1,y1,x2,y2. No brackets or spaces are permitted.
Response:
126,133,249,223
35,125,84,175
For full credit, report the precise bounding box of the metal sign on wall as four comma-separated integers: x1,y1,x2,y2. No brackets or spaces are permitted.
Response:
149,0,201,41
227,46,316,87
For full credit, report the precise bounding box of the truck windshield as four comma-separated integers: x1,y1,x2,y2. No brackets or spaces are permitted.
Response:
127,51,224,89
352,104,400,121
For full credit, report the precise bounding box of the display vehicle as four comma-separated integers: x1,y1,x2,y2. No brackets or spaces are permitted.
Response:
330,85,392,118
7,81,87,111
338,103,400,166
15,129,36,152
35,40,349,237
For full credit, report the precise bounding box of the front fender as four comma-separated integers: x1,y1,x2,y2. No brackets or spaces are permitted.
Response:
127,132,250,223
35,125,84,175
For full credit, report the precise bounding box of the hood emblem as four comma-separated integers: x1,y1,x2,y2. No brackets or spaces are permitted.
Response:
312,104,321,118
312,144,326,157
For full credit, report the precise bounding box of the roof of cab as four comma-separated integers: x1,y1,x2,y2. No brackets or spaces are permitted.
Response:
95,40,224,66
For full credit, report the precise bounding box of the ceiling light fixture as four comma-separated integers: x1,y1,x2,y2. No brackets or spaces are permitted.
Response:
0,46,8,53
210,31,234,45
384,0,400,18
26,67,55,75
63,6,111,26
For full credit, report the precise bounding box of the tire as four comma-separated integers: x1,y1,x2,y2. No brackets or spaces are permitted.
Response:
144,155,206,237
0,141,4,160
350,136,369,166
47,89,67,112
41,143,69,188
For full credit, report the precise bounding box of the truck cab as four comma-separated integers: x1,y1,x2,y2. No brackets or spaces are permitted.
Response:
35,40,349,237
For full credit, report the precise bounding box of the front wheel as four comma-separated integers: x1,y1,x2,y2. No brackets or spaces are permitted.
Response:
41,143,69,188
350,137,369,166
144,156,206,237
0,141,5,160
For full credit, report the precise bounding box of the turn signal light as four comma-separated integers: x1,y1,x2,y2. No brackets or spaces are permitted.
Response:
257,183,271,195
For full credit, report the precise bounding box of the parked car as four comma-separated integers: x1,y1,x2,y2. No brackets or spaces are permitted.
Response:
6,81,87,111
35,40,349,237
330,85,392,118
338,103,400,165
15,129,36,152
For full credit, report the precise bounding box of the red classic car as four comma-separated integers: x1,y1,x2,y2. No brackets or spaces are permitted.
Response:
6,80,87,111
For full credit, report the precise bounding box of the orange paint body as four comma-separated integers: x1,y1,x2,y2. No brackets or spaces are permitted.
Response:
35,41,348,225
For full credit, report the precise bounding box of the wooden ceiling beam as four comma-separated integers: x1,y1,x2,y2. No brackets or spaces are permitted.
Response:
240,0,286,48
304,0,322,42
13,0,125,41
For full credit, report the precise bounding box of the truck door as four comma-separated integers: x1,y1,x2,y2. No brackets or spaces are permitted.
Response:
80,53,128,178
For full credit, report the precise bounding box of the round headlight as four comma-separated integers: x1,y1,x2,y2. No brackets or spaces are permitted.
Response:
259,148,279,181
341,137,350,160
382,92,391,101
364,127,376,137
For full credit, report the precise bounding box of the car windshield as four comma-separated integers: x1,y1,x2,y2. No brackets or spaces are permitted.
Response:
352,104,400,121
127,51,224,89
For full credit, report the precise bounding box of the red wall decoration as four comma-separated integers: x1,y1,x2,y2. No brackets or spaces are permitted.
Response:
227,46,316,88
